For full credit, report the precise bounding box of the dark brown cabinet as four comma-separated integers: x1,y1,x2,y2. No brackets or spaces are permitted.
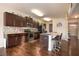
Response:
4,12,40,28
7,34,15,47
14,15,19,26
25,17,33,27
4,12,26,27
22,19,27,27
7,34,22,48
4,12,38,28
4,12,15,26
7,34,16,47
40,34,48,50
25,17,39,28
6,33,29,48
19,17,26,27
33,21,37,28
34,32,40,39
24,33,29,42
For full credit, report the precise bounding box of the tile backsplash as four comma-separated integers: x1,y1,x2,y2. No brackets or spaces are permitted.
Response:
4,26,24,34
4,26,38,34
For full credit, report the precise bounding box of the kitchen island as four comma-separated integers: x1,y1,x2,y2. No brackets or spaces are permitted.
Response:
40,33,56,51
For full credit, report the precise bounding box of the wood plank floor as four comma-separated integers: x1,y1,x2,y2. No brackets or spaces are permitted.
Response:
6,40,58,56
0,37,79,56
68,36,79,56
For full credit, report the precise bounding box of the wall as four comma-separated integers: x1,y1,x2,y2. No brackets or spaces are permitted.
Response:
45,18,68,41
0,9,4,47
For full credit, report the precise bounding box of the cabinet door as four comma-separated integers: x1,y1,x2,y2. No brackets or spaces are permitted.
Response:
25,17,28,27
40,35,48,50
26,17,31,27
22,19,26,27
16,34,22,45
25,33,29,42
18,17,24,27
33,21,36,28
7,34,22,48
24,20,27,27
34,32,40,39
20,19,23,27
29,18,33,27
4,12,14,26
14,16,21,27
7,34,16,47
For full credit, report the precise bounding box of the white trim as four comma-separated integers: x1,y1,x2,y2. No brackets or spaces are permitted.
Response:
48,35,52,51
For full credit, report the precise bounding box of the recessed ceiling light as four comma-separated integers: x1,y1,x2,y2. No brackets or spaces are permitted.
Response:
74,15,78,18
43,17,51,21
31,9,44,17
69,24,77,27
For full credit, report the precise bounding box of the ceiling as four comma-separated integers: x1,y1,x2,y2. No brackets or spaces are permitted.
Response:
70,3,79,15
68,3,79,19
0,3,70,18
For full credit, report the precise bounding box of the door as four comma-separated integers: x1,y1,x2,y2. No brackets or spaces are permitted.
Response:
7,34,16,47
49,24,52,32
68,23,78,37
68,19,79,56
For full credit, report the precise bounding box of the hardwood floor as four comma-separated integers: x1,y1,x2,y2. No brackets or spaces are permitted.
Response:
6,40,57,56
68,36,79,56
0,37,79,56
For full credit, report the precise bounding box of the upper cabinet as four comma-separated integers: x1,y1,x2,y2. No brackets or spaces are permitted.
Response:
4,12,15,26
25,17,33,27
4,12,40,28
25,17,39,28
4,12,26,27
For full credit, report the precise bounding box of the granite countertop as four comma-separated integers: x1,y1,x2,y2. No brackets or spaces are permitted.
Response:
4,32,28,39
40,33,51,35
40,33,57,39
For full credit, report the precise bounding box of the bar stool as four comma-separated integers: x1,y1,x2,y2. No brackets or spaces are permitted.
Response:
53,33,62,55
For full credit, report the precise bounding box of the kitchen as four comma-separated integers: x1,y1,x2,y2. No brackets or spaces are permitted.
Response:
0,3,79,56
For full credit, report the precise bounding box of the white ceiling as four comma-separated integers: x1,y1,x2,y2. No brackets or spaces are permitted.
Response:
0,3,70,18
71,3,79,15
68,3,79,18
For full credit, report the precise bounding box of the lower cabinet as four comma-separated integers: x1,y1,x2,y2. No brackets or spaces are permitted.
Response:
40,35,48,50
24,33,29,42
6,34,22,48
6,33,40,48
34,32,40,39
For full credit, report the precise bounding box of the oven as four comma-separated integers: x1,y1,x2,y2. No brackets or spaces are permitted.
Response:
24,29,34,41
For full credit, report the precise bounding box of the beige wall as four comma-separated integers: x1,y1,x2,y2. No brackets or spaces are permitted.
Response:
45,18,68,41
0,9,4,47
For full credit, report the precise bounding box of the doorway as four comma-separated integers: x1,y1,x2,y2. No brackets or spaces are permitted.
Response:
68,18,79,55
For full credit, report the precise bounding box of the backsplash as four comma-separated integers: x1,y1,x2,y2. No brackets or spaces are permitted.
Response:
4,26,38,34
